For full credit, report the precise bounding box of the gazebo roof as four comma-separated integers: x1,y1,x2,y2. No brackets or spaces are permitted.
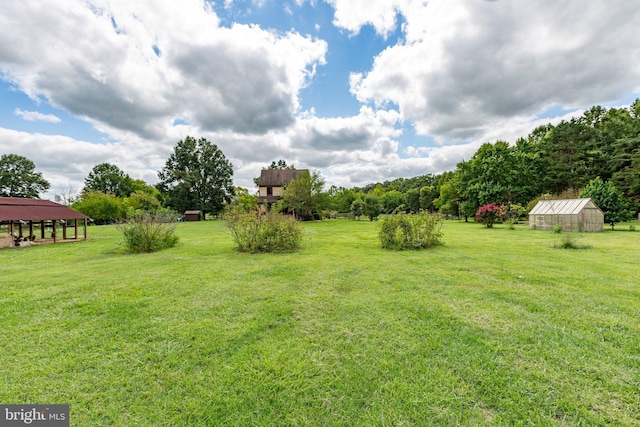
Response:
0,197,89,222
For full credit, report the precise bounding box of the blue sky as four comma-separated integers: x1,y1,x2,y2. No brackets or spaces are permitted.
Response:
1,0,638,198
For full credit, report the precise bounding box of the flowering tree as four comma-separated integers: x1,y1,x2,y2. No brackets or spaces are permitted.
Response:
475,203,505,228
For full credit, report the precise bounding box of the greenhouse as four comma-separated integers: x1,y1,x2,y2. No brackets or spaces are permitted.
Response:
529,198,604,232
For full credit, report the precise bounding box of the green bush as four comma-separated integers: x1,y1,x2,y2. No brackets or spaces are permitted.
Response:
553,224,563,233
379,211,443,250
118,213,179,253
225,210,303,253
553,234,591,250
72,190,125,224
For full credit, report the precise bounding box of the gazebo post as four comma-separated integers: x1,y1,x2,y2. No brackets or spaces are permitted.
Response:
62,220,67,240
74,220,79,240
29,221,34,239
52,220,57,243
83,219,87,240
40,221,45,239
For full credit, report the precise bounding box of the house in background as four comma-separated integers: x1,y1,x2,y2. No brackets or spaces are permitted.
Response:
529,198,604,232
258,169,307,210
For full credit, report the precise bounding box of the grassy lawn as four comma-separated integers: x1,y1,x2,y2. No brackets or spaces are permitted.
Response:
1,219,639,426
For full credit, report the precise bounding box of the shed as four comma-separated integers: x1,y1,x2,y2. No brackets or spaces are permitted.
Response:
529,198,604,232
0,197,89,244
183,210,202,221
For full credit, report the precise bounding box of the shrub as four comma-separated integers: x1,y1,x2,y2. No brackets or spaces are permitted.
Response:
553,234,591,250
380,211,444,250
225,210,303,253
553,224,563,233
629,224,636,232
118,213,179,253
475,204,505,228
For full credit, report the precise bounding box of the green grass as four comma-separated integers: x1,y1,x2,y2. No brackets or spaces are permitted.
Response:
1,220,639,426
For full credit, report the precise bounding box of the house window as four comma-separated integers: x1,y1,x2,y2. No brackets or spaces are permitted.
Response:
267,187,272,196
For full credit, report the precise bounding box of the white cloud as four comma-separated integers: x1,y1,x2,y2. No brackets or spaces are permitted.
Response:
0,0,326,138
326,0,404,38
343,0,640,143
14,109,61,123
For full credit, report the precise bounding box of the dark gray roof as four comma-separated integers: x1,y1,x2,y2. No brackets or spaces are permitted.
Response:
258,169,308,187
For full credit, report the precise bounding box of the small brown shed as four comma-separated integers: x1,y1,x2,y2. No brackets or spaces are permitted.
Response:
183,210,202,221
0,197,89,243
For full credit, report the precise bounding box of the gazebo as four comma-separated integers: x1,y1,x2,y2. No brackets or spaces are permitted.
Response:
0,197,89,244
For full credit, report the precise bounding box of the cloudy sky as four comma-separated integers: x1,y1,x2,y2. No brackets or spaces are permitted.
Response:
1,0,639,198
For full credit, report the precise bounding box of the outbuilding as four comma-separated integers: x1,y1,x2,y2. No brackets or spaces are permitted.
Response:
529,198,604,232
0,197,90,246
183,210,202,221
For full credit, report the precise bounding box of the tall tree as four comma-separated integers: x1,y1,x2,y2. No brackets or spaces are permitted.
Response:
158,136,234,216
541,119,599,193
456,140,541,211
83,163,133,198
0,153,50,198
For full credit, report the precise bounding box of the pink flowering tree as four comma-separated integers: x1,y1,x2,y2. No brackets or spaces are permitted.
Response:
475,203,505,228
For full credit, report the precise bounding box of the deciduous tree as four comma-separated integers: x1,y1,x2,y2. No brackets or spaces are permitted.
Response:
0,153,50,198
158,136,234,216
350,197,364,220
363,194,382,221
281,170,326,219
72,190,124,224
580,177,630,230
83,163,133,198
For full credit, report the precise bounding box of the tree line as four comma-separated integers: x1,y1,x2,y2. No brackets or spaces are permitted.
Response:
1,100,638,224
322,99,640,223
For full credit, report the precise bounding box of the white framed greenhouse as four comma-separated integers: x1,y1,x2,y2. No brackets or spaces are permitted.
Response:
529,198,604,232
